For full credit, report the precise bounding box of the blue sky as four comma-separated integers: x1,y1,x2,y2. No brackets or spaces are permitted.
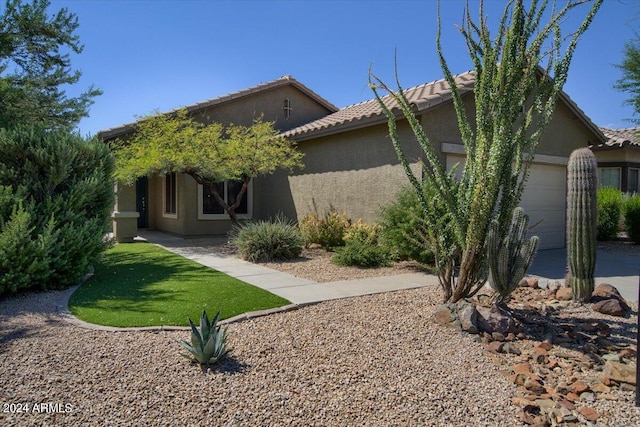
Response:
49,0,639,137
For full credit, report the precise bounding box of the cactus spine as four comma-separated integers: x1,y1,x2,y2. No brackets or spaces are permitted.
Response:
487,207,539,304
566,148,598,302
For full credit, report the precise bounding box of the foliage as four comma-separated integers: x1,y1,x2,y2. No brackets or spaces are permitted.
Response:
624,193,640,244
0,0,101,131
297,209,351,250
597,187,623,241
566,148,597,302
179,310,231,366
369,0,602,303
231,215,303,262
487,207,539,304
0,126,114,298
332,222,390,267
111,109,303,224
615,34,640,125
379,184,435,265
68,242,291,327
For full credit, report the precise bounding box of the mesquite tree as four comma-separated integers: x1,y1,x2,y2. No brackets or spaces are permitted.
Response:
370,0,602,303
110,109,303,224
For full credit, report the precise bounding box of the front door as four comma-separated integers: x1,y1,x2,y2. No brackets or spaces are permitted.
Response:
135,177,149,228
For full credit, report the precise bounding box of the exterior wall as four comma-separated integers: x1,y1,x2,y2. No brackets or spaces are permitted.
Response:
593,146,640,192
190,85,332,132
266,121,424,223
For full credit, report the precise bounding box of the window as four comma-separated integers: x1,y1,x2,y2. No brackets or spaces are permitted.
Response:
163,172,177,218
599,167,621,190
198,180,252,220
630,168,640,193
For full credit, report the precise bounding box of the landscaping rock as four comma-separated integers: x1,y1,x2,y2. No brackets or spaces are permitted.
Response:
591,283,625,303
592,299,630,317
433,304,458,327
476,305,517,335
555,287,573,301
603,360,637,385
455,300,479,334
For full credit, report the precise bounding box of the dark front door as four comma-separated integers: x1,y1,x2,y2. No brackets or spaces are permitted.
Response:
135,177,149,228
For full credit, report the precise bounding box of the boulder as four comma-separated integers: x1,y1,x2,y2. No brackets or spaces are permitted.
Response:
455,300,479,334
590,283,630,316
592,299,630,317
603,361,636,385
555,287,573,301
433,304,459,328
476,305,518,335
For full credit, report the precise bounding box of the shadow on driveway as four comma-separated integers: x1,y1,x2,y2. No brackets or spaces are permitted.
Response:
529,248,639,302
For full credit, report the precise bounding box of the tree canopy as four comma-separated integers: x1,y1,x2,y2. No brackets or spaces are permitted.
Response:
615,35,640,126
0,0,101,131
111,109,304,223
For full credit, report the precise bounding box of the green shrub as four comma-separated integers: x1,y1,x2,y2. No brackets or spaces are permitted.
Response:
0,126,114,297
332,220,390,268
332,240,391,268
624,194,640,244
231,216,303,262
379,184,434,265
597,187,623,241
298,209,351,249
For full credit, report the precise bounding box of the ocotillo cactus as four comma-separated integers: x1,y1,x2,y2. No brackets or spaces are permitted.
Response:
566,148,598,302
487,207,539,304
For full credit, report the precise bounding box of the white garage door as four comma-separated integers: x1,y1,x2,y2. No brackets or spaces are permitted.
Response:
446,154,566,250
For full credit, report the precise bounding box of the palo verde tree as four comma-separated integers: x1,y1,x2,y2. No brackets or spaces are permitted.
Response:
370,0,602,303
615,33,640,126
0,0,101,131
111,109,304,224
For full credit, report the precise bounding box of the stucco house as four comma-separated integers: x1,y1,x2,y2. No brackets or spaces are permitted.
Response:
101,72,606,250
591,127,640,193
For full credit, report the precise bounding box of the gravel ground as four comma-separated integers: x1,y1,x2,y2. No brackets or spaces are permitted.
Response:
1,238,638,426
1,287,522,426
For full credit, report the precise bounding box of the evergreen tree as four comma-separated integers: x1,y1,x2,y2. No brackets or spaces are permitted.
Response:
0,0,101,130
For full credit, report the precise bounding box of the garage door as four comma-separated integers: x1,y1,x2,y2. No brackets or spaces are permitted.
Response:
446,154,566,250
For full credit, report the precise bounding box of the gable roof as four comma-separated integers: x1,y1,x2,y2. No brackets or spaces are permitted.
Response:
595,127,640,149
98,75,339,141
283,70,606,145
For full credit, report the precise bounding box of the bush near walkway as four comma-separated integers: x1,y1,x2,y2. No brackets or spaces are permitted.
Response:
624,194,640,244
0,126,114,297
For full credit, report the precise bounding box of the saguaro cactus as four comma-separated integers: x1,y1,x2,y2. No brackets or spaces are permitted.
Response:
566,148,598,302
487,207,539,304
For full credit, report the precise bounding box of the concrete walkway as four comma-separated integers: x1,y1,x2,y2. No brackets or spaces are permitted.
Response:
138,231,639,304
137,231,437,305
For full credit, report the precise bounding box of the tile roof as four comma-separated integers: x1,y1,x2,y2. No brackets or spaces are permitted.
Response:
282,71,476,140
596,127,640,148
98,75,338,141
283,70,606,145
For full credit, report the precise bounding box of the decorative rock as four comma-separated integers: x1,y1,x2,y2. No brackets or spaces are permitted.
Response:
591,283,625,303
603,360,636,385
577,406,599,422
487,341,504,353
547,280,562,292
503,342,521,355
476,305,517,335
519,277,539,289
433,304,458,327
571,381,589,394
555,287,573,301
456,301,479,334
592,299,629,317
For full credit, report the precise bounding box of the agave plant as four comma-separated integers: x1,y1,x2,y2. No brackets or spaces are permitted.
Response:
179,310,231,365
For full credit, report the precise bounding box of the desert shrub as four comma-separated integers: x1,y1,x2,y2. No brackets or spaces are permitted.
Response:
624,194,640,244
597,187,623,241
332,220,390,268
298,209,350,249
231,216,303,262
379,184,435,265
0,126,114,297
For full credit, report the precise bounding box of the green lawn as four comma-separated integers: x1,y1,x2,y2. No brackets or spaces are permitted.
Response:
68,242,290,327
